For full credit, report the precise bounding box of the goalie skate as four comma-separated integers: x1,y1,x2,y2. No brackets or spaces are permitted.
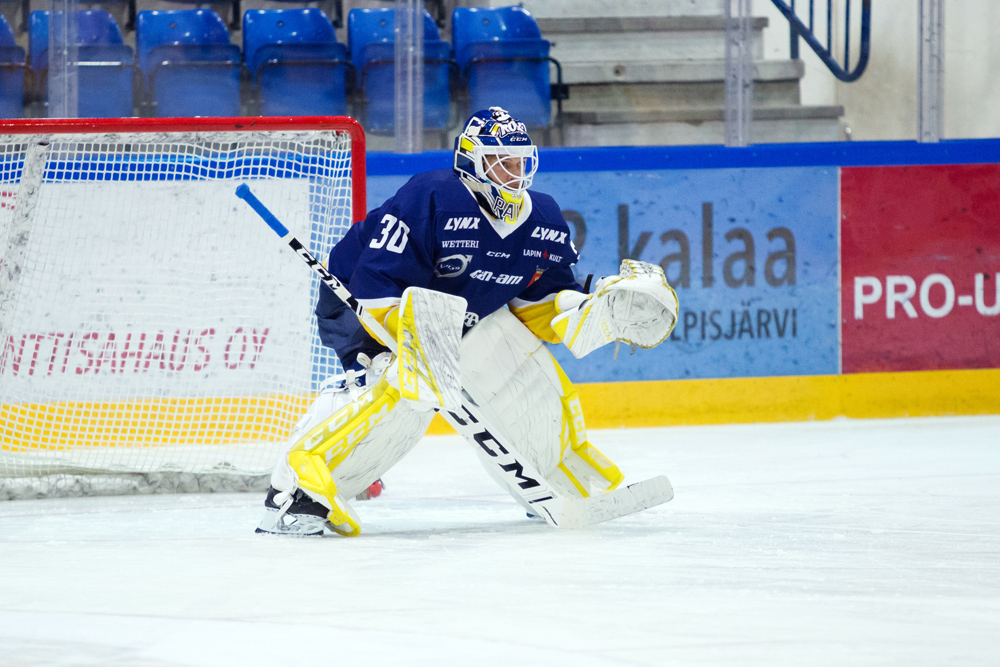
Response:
255,486,330,537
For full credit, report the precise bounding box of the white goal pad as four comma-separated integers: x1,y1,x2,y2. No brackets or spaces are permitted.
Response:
0,118,365,499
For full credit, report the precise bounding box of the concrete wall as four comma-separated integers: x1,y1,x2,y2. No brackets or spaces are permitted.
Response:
760,0,1000,141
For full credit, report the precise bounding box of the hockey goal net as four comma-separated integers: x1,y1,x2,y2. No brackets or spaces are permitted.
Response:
0,117,365,499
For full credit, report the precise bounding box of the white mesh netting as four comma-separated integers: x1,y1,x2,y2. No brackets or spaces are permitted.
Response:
0,127,356,499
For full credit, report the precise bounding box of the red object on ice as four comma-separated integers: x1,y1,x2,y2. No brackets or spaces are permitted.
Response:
356,479,384,501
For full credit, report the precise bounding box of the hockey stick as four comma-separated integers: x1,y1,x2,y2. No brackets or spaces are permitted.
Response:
235,184,673,528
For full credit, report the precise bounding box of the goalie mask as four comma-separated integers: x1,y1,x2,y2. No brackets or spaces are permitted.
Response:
454,107,538,224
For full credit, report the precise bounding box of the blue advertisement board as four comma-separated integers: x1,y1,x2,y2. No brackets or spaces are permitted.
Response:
365,159,839,382
537,166,840,382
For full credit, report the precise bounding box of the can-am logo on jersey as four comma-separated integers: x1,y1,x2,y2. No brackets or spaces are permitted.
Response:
531,227,568,244
444,217,480,230
434,254,473,278
464,312,480,328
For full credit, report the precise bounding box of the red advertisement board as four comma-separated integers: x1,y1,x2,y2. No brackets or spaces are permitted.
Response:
841,164,1000,373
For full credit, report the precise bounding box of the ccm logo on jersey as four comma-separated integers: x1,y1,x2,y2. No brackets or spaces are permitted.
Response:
445,217,480,230
434,254,472,278
486,251,510,258
531,227,568,243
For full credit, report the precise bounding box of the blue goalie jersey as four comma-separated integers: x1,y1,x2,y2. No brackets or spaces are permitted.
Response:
317,169,583,362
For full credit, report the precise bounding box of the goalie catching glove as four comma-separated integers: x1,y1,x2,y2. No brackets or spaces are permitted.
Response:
552,259,679,359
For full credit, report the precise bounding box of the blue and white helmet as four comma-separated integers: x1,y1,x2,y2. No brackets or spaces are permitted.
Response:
454,107,538,223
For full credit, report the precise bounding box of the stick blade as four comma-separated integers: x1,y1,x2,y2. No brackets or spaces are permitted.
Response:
555,475,674,529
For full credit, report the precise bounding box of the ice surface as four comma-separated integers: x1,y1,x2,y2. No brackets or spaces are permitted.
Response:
1,415,999,666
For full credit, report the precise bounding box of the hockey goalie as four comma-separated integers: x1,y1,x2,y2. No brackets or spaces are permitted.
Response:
255,107,679,536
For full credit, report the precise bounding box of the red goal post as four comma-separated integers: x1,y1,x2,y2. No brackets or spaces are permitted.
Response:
0,116,366,499
0,116,368,223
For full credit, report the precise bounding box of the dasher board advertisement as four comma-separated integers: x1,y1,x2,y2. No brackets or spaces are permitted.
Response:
538,166,840,382
841,164,1000,373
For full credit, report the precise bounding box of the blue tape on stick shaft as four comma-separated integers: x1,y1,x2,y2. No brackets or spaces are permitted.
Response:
235,184,290,237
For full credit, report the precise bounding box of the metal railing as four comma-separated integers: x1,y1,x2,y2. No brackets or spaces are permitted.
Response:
771,0,871,82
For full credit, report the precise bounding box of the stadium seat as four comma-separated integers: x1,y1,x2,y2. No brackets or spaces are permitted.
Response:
243,9,348,117
266,0,344,29
28,10,134,118
347,7,453,134
161,0,240,30
81,0,136,32
136,9,241,118
451,6,564,128
0,13,25,118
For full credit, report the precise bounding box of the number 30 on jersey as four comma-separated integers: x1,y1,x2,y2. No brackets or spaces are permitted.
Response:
369,214,410,254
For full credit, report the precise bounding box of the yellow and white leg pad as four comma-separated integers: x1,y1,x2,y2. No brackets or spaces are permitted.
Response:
268,352,393,493
286,448,363,536
552,259,679,359
397,286,466,411
461,309,624,503
276,369,435,535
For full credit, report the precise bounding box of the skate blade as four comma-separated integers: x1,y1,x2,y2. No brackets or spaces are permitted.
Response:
255,506,326,537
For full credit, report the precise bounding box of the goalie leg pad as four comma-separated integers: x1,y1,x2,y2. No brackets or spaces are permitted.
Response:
397,286,466,411
268,352,393,492
549,360,624,496
270,370,433,535
286,449,363,536
461,309,623,501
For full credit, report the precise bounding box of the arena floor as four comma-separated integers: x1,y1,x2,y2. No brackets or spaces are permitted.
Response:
2,415,999,666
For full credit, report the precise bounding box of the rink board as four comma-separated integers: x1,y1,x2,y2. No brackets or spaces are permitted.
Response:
4,141,999,441
427,367,1000,432
840,163,1000,373
368,139,1000,426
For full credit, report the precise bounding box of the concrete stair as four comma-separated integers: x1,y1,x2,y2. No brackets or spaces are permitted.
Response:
480,0,844,146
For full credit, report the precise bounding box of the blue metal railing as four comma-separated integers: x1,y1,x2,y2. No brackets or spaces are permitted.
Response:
770,0,871,82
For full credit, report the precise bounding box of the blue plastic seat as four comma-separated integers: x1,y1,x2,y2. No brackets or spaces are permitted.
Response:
161,0,240,30
451,6,554,128
243,9,348,117
136,9,241,117
29,10,134,118
347,7,452,133
0,13,25,118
